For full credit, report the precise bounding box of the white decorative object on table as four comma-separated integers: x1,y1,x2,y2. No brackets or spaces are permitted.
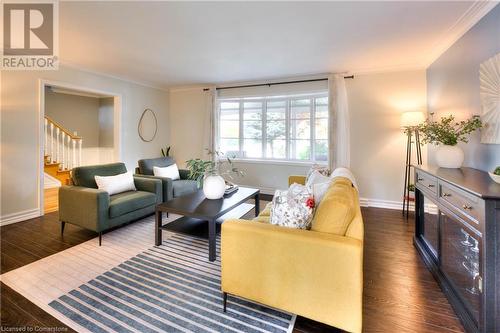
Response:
480,53,500,144
488,172,500,184
435,144,465,169
203,173,226,199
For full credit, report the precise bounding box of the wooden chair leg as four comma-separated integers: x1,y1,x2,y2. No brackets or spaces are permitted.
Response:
61,222,66,235
223,292,228,312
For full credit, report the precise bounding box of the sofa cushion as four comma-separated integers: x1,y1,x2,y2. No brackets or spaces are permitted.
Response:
311,179,356,236
72,163,127,188
172,180,198,197
109,190,156,218
138,157,175,176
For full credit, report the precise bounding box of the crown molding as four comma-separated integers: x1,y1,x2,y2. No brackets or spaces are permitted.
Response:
59,60,169,92
423,1,498,67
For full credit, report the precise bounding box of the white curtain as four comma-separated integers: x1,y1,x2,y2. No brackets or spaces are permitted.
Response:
203,86,218,160
328,74,350,170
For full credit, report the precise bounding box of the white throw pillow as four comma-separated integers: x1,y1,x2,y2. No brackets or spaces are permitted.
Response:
330,167,358,189
306,170,332,204
95,172,136,195
153,164,180,180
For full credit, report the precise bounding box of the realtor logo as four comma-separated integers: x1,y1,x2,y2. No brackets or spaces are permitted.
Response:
1,1,59,70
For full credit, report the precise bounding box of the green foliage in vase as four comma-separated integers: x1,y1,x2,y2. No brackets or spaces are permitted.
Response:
494,166,500,176
185,150,245,185
417,114,482,146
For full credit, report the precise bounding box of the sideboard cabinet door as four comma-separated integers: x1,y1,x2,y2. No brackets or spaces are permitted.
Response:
440,211,482,326
421,196,439,259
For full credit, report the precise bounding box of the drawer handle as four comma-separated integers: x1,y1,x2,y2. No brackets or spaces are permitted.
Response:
442,193,451,197
417,178,424,181
428,184,435,188
462,204,473,210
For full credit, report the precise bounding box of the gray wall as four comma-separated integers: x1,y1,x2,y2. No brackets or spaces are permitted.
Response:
45,89,101,148
99,97,114,148
426,4,500,172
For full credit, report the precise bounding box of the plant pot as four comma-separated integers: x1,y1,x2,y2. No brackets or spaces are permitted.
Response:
435,144,464,168
203,174,226,199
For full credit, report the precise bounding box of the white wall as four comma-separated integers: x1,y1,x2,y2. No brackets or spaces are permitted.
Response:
1,65,170,222
426,5,500,172
169,69,427,202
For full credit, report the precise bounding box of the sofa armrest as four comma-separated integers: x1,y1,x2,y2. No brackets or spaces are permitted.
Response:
179,169,191,180
288,175,306,186
133,176,162,203
133,174,173,201
221,219,363,333
58,186,109,232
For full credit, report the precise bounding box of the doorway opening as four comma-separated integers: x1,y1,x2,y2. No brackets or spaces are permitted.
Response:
39,80,122,215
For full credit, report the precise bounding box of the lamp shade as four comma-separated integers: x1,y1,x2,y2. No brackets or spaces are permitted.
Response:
401,111,425,128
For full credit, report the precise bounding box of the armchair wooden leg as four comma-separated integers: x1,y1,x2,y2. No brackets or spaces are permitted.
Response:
223,292,228,312
61,222,66,235
99,232,102,246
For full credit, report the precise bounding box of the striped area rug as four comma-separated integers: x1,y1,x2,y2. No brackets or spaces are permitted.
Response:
48,233,296,333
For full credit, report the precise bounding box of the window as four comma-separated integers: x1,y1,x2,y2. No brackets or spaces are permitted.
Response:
218,93,328,163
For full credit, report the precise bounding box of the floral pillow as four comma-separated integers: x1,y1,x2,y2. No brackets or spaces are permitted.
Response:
306,164,331,180
270,184,315,229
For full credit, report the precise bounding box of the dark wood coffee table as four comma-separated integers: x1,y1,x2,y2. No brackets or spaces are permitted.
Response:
155,187,260,261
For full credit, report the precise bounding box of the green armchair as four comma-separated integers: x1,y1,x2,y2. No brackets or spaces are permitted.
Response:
59,162,162,245
135,157,198,202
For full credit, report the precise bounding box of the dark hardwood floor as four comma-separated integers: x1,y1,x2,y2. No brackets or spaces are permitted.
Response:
0,204,464,333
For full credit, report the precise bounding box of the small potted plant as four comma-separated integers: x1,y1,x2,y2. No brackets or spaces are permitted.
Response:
186,150,245,199
417,114,482,168
489,166,500,184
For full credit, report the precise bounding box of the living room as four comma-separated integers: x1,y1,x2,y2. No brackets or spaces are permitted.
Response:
1,1,500,333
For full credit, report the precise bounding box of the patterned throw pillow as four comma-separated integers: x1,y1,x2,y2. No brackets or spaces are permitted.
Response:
306,164,331,181
270,184,315,229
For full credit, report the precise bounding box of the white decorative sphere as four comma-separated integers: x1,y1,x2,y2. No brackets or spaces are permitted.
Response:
203,175,226,199
435,145,464,168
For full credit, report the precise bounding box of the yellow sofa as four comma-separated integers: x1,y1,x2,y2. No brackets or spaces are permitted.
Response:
221,175,364,333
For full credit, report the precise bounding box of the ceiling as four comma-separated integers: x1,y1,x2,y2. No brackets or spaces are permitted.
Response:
58,1,497,89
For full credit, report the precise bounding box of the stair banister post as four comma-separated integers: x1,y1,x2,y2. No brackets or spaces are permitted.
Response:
50,122,54,162
78,139,82,167
56,127,60,168
61,132,65,170
66,135,71,170
72,138,76,170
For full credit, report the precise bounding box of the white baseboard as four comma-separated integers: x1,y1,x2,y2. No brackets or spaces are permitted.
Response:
1,208,41,226
359,197,415,211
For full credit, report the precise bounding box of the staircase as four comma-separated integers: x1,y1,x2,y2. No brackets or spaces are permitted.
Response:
44,116,83,185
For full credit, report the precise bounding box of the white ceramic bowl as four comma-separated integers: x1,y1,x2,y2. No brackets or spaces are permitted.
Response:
488,172,500,184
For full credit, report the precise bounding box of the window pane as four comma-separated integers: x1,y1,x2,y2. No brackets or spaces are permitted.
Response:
290,119,310,139
243,121,261,138
221,101,239,109
220,109,239,120
315,97,328,105
243,139,262,158
290,139,311,160
220,139,239,156
244,102,262,120
267,107,286,120
220,120,239,137
315,118,328,140
266,139,286,159
314,140,328,161
266,120,285,139
267,100,286,108
291,99,311,119
315,105,328,118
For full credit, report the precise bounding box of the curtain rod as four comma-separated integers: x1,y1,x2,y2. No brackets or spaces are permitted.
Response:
203,76,354,91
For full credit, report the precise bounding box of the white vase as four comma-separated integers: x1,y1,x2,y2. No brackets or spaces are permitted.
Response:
203,174,226,199
435,144,464,168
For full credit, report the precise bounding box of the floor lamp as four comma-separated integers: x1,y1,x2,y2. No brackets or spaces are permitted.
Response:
401,111,425,219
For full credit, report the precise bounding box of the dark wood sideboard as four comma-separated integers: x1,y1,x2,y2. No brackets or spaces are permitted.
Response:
413,165,500,333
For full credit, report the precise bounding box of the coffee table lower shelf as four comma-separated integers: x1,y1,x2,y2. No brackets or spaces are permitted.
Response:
159,216,224,240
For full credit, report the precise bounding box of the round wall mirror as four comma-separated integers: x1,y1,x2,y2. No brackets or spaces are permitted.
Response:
138,108,158,142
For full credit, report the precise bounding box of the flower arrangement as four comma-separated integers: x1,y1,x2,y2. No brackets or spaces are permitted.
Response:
417,114,482,146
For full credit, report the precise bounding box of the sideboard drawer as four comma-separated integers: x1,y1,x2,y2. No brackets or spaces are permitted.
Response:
439,183,484,226
416,170,438,196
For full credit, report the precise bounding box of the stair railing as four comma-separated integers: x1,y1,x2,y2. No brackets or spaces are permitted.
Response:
44,116,83,170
